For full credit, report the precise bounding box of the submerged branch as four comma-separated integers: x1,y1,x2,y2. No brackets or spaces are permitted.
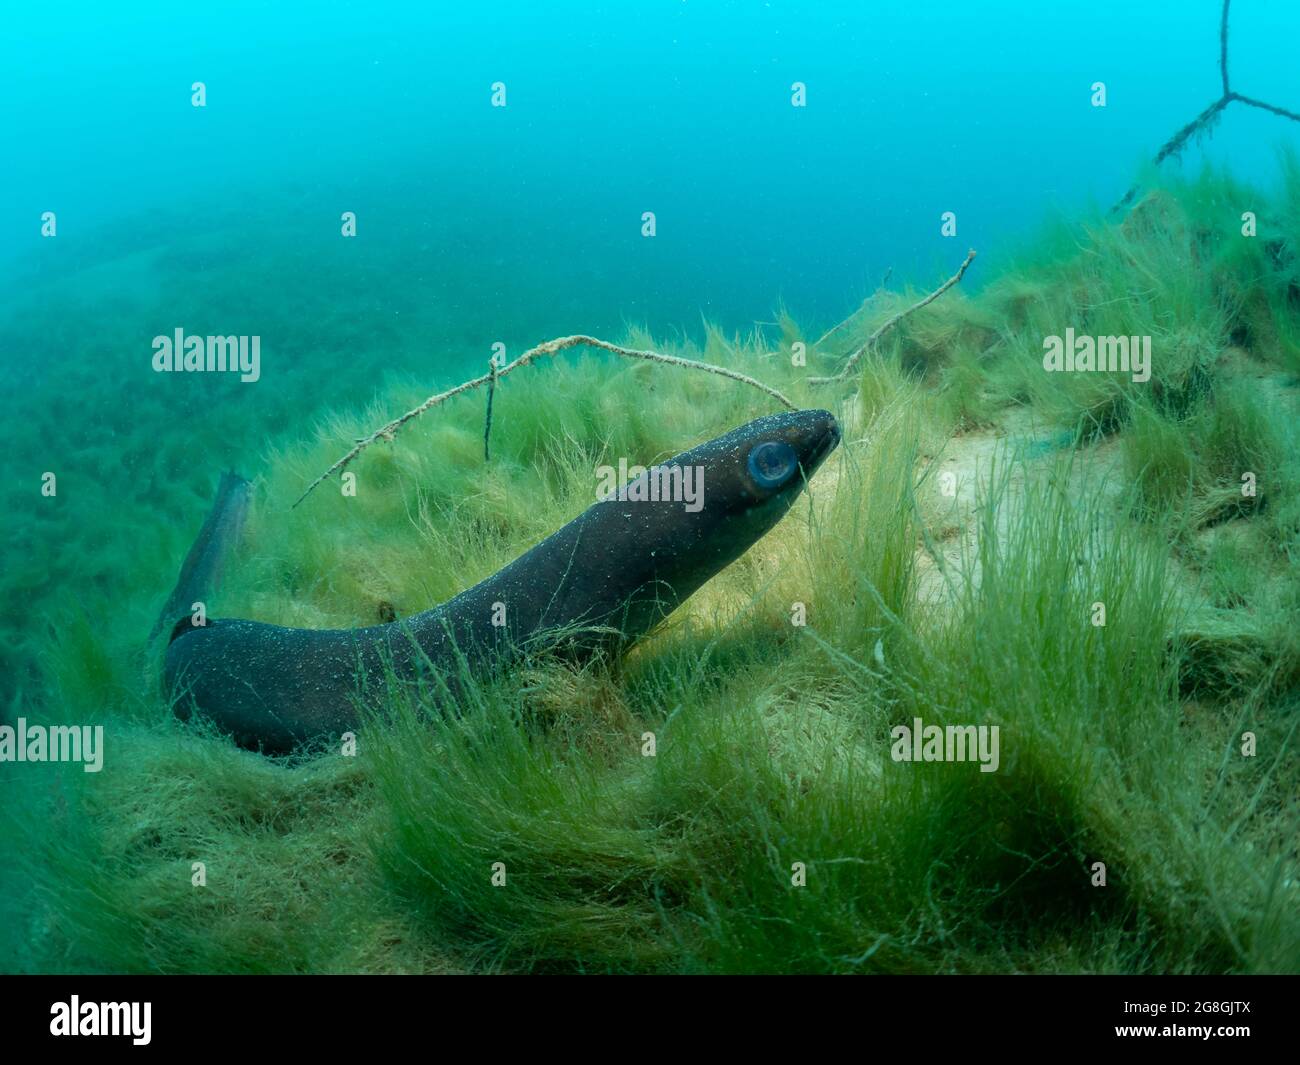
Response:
293,334,794,507
1112,96,1232,213
483,356,498,462
1221,0,1232,96
1112,0,1300,214
1232,92,1300,125
809,249,977,385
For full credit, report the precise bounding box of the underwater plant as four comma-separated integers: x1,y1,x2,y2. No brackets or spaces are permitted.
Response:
3,4,1299,1030
4,165,1299,980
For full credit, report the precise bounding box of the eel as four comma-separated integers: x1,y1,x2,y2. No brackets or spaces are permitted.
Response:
149,470,252,642
163,409,841,753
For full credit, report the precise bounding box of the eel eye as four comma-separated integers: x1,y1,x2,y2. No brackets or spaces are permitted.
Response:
747,440,798,489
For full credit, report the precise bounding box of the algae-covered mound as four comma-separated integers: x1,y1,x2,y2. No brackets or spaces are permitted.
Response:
1,166,1298,974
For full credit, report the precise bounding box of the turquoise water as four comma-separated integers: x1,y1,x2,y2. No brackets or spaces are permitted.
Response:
4,0,1300,724
3,0,1300,979
3,2,1299,691
4,0,1299,335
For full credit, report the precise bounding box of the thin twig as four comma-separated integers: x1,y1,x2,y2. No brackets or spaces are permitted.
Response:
1112,0,1300,214
809,249,977,385
483,356,497,462
1220,0,1232,96
1152,95,1233,167
1113,96,1232,212
293,334,795,507
1233,92,1300,124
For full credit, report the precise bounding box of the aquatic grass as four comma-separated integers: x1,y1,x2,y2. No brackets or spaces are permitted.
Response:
358,424,1297,974
1123,399,1200,524
370,673,687,972
3,167,1300,975
1123,378,1295,533
801,394,927,669
0,718,460,974
934,342,1002,430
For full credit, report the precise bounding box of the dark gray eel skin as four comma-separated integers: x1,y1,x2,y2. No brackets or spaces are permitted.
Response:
148,471,252,642
164,409,841,753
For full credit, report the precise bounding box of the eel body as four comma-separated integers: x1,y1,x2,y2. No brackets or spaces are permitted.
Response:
149,471,252,642
163,409,840,752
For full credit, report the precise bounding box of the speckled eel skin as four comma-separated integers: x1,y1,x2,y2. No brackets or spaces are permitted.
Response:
163,409,840,753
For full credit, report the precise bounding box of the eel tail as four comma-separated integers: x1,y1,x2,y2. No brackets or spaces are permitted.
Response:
149,470,253,642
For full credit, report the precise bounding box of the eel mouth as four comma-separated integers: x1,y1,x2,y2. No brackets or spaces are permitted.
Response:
803,410,842,474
